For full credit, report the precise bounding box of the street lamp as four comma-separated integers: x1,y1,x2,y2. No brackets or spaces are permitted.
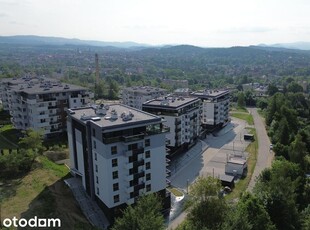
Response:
187,179,189,194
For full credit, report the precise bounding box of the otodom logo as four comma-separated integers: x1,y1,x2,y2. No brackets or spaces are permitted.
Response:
2,216,61,228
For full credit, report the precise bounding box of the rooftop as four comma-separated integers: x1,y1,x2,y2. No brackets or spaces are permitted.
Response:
123,86,166,94
68,103,161,129
143,96,200,108
192,89,230,98
7,78,87,94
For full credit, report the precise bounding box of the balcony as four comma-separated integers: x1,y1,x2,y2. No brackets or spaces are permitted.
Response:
133,159,144,168
133,171,145,180
125,174,134,182
125,162,133,170
123,133,145,143
132,147,144,155
134,182,145,191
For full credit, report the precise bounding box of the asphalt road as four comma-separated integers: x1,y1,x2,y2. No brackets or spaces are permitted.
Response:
247,107,274,191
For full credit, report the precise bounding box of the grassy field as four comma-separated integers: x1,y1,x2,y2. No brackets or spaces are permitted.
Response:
225,127,258,201
168,187,184,197
230,112,254,125
0,156,92,229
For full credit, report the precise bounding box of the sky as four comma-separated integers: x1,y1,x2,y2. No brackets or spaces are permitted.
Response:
0,0,310,47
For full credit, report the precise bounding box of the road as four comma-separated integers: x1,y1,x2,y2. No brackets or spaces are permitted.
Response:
247,107,274,191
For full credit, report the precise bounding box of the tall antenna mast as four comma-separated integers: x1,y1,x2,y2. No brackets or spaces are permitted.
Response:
95,53,100,85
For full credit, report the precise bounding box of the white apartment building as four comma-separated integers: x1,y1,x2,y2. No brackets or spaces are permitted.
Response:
67,104,171,221
192,90,230,128
0,76,93,137
122,86,167,110
142,96,202,154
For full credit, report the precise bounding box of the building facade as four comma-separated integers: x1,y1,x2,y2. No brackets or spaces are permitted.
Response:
142,96,202,154
67,104,171,221
122,86,167,110
192,90,230,129
0,76,93,136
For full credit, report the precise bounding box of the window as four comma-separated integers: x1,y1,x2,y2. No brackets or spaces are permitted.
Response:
113,183,119,191
145,150,151,158
96,176,99,184
111,146,117,155
93,140,96,149
146,184,151,192
129,168,133,175
145,139,150,147
146,173,151,181
94,152,97,161
95,164,98,172
146,162,151,170
73,99,76,103
97,187,100,195
112,171,118,179
112,158,118,167
92,128,96,136
114,195,120,203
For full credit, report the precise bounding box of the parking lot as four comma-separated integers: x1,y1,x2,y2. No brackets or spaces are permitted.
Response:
169,118,252,190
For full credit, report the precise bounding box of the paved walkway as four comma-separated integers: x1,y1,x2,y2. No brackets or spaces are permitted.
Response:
64,177,110,229
247,108,274,191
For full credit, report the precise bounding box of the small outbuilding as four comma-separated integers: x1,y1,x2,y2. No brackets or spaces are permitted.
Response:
225,157,247,177
219,174,235,188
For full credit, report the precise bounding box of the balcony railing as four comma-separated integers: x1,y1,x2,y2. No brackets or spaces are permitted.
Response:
133,171,145,180
123,133,145,143
133,159,145,168
134,182,145,191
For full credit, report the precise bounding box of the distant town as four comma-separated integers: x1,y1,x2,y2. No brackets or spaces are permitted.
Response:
0,40,309,230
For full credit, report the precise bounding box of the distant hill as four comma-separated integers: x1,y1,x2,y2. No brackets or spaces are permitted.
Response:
259,42,310,51
0,35,151,49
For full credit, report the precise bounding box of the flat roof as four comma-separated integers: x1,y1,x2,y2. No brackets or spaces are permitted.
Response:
143,96,200,109
9,80,87,94
219,174,235,183
123,86,166,94
69,104,161,130
228,157,247,165
192,89,229,98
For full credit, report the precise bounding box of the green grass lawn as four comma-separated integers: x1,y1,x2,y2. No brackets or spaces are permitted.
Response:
168,187,184,197
230,112,254,125
0,156,91,228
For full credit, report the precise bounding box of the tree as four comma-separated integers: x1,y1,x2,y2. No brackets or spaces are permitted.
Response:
223,193,275,230
237,92,245,108
186,177,227,230
267,84,278,96
254,159,304,230
19,129,45,155
287,82,303,93
112,194,165,230
289,134,309,170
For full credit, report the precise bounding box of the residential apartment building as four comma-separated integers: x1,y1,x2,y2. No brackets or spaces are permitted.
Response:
67,104,171,221
122,86,167,110
0,76,93,137
192,90,230,129
142,96,202,154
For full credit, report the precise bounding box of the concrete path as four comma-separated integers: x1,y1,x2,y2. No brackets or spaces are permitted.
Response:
247,108,274,191
64,177,110,229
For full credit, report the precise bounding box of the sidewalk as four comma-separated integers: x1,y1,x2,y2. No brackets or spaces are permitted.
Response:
64,177,110,229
